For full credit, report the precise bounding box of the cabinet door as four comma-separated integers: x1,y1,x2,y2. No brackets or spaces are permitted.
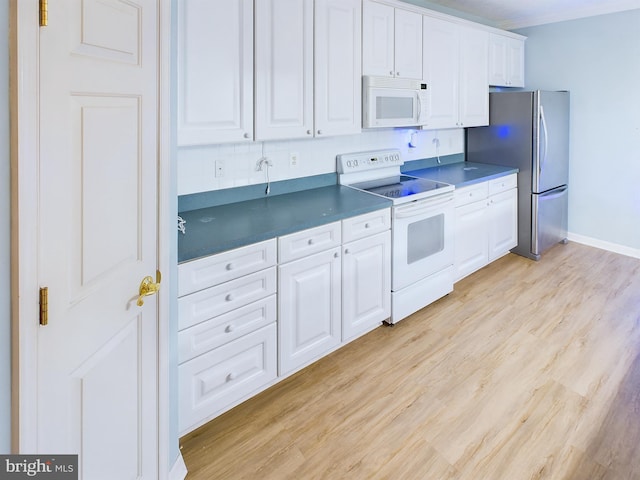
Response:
177,0,253,145
423,15,459,129
343,231,391,342
459,25,489,127
489,34,525,87
454,200,489,282
314,0,362,136
279,248,342,375
488,33,508,87
488,189,518,261
507,37,525,87
394,9,423,79
255,0,314,140
362,0,395,77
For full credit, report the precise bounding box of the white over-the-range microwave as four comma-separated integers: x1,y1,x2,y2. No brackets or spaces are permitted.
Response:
362,75,429,128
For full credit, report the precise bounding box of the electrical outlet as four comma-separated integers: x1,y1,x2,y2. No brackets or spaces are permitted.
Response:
289,152,298,167
215,159,225,178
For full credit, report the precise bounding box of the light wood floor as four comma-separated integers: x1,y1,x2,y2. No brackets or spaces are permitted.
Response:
180,242,640,480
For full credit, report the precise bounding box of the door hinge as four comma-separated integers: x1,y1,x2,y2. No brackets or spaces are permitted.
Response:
39,287,49,326
39,0,48,27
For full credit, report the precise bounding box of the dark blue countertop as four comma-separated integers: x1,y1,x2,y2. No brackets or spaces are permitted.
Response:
405,161,518,187
178,185,392,263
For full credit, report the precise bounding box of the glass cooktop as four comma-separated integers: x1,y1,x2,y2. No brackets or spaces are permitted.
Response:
349,175,452,202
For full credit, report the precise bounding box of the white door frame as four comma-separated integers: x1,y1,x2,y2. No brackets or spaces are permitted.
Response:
9,1,177,477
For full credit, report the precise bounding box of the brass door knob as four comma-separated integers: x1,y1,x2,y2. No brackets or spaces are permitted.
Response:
137,270,162,306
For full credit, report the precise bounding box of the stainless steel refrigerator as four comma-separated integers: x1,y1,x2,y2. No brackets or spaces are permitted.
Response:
466,90,570,260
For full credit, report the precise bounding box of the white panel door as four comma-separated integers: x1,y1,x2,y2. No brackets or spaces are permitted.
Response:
423,15,459,128
394,9,423,79
255,0,314,140
314,0,362,136
38,1,159,478
177,0,253,145
454,201,489,281
459,25,489,127
488,189,518,261
362,0,395,77
278,248,341,375
342,231,391,342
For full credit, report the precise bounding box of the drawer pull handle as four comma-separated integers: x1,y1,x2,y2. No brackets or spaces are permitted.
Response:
364,223,370,228
308,238,314,245
225,294,234,302
225,324,235,333
226,263,234,271
226,372,237,382
334,252,339,258
344,248,350,254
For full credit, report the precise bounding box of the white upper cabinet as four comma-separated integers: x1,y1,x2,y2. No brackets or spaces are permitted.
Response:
363,1,423,79
459,25,489,127
489,33,525,87
255,0,314,141
177,0,253,145
423,16,488,129
314,0,362,136
394,9,423,80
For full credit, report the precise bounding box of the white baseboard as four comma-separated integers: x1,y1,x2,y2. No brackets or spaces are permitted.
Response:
568,232,640,259
169,453,188,480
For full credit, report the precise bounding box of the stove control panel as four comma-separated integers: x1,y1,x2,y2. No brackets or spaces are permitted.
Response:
337,149,403,173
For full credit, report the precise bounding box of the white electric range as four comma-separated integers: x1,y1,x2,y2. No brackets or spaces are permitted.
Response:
338,149,455,323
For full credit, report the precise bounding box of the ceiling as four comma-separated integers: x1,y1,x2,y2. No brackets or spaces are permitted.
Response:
425,0,640,29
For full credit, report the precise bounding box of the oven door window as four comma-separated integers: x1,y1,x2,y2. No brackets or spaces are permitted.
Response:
407,213,444,264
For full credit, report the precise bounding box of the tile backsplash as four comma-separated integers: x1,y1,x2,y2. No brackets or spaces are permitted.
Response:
177,128,465,196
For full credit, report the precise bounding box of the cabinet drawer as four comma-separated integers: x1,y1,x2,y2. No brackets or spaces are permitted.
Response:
455,182,489,207
178,239,276,296
179,267,276,330
278,222,341,263
342,208,391,243
488,173,517,196
179,323,277,434
179,295,276,363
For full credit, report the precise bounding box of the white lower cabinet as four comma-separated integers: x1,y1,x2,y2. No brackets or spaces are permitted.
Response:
177,239,278,435
454,174,517,281
342,230,391,342
278,243,342,376
178,209,392,434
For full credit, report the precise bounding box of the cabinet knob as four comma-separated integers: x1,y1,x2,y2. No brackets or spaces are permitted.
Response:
225,294,234,302
344,248,350,254
396,72,400,76
389,71,394,76
225,262,234,271
364,223,370,228
243,132,250,139
307,130,312,135
225,324,235,333
317,130,322,135
226,372,237,382
308,238,314,245
334,252,339,258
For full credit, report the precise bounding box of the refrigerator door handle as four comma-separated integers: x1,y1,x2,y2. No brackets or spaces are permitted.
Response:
540,105,549,174
539,185,568,199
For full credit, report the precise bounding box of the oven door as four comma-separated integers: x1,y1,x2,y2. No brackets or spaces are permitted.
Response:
392,193,454,291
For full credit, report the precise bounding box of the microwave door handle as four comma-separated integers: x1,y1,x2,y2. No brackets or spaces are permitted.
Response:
417,94,422,122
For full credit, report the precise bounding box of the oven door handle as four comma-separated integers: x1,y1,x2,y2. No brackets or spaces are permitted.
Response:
394,195,453,219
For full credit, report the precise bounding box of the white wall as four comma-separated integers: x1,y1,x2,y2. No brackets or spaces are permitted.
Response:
178,128,464,195
1,0,11,454
515,10,640,256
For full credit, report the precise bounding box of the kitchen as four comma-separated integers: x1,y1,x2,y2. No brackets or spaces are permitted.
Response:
3,0,640,478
